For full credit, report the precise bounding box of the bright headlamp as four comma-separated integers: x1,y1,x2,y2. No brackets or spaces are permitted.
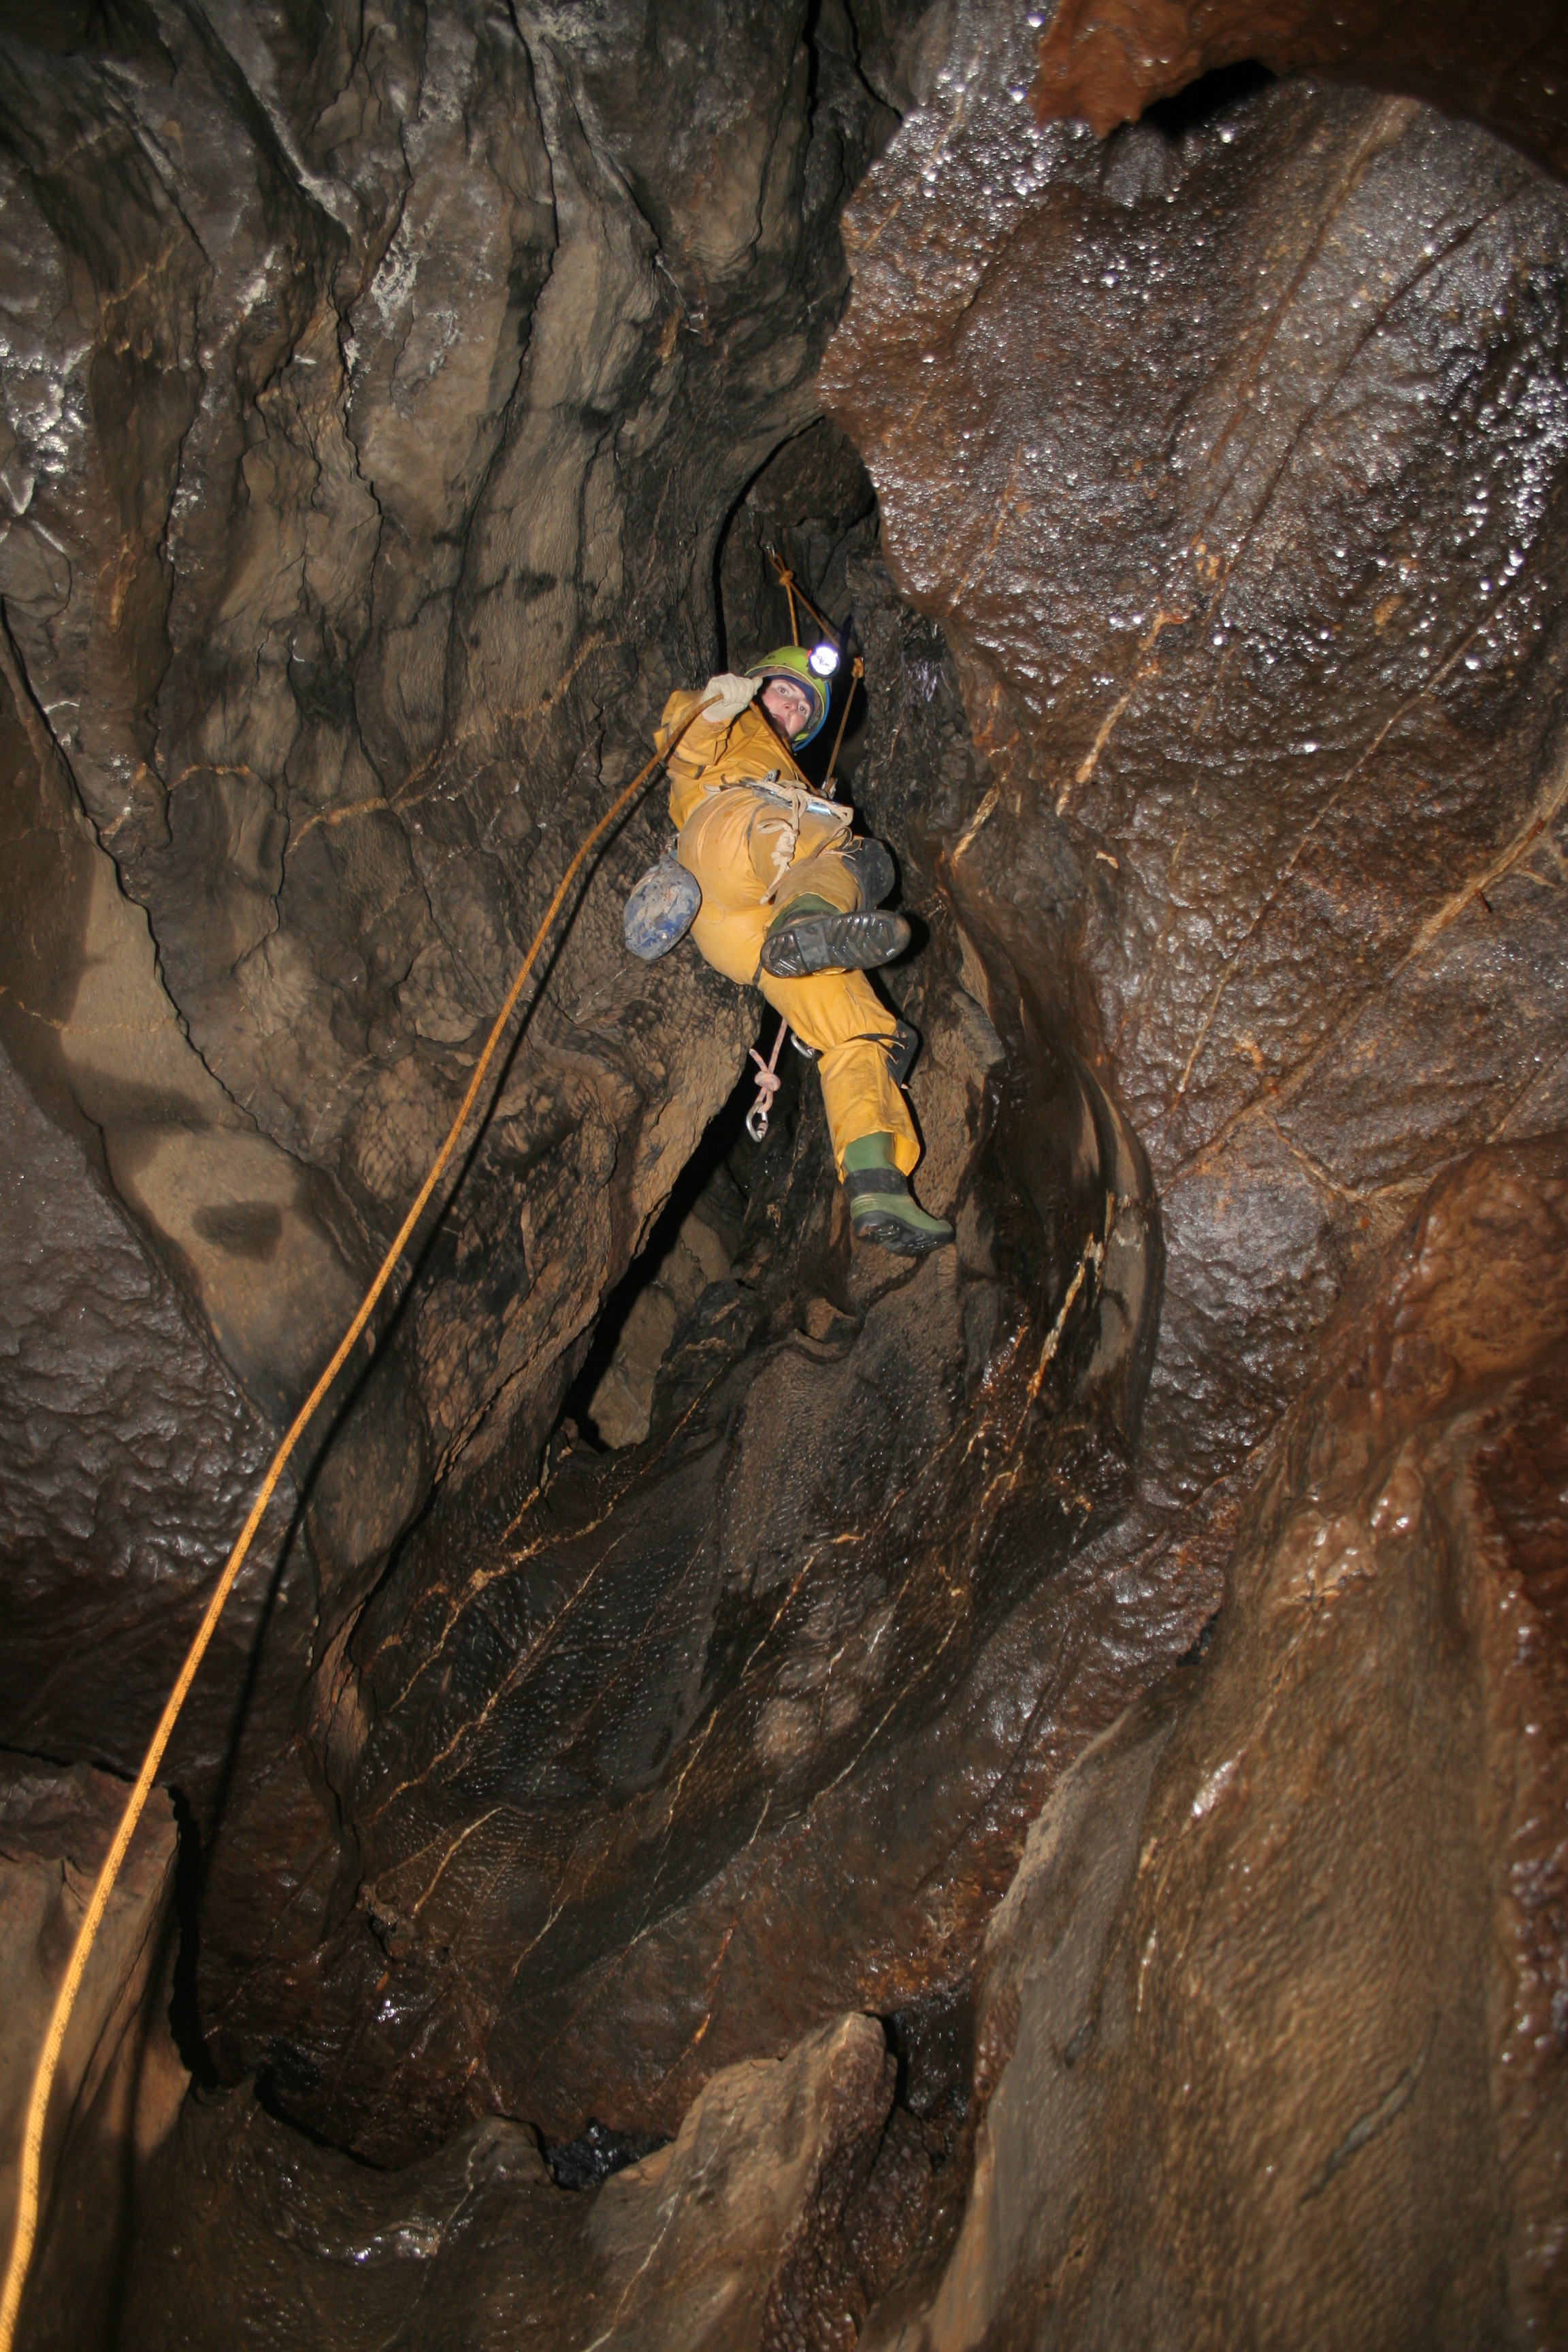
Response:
807,642,840,678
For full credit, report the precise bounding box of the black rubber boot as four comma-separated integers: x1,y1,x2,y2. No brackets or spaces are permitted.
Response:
844,834,896,909
760,896,911,980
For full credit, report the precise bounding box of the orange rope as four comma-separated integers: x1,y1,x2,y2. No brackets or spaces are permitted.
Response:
0,700,710,2352
822,655,864,796
766,546,845,651
777,561,800,645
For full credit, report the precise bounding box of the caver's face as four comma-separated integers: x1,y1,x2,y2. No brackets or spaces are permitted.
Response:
760,676,813,740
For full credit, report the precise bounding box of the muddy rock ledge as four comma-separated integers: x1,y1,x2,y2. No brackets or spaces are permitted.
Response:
1,2,1566,2347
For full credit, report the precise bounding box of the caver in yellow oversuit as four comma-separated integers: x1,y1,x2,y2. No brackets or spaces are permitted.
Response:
647,647,953,1256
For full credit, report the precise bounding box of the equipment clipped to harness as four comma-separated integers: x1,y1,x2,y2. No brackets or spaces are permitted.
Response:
747,1013,789,1141
624,853,701,960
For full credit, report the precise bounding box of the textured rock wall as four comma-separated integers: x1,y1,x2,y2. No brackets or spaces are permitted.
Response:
1,1760,185,2352
0,0,908,1799
818,8,1568,2344
880,1139,1568,2349
122,2010,916,2351
823,5,1568,1695
1028,0,1568,180
193,480,1164,2164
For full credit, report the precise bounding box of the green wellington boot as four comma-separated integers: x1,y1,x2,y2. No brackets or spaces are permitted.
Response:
843,1132,953,1256
760,893,911,980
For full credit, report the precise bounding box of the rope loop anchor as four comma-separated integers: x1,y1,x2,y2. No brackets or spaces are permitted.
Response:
746,1013,789,1141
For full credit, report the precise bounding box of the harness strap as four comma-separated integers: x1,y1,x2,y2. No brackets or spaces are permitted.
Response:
759,781,853,903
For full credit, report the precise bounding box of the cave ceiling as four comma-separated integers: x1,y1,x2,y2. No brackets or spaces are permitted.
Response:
1,0,1567,2346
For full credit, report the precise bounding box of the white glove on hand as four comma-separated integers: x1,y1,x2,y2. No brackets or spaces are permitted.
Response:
702,672,758,724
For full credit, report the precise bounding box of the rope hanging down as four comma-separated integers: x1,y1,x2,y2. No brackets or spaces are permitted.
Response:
0,700,713,2352
777,562,800,646
821,654,864,797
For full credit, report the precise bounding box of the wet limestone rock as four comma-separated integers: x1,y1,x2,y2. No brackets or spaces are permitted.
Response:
584,1160,745,1449
0,1758,186,2352
1028,0,1568,181
124,2010,911,2351
811,13,1568,2344
194,537,1166,2165
823,0,1568,1918
6,1,1568,2342
884,1137,1568,2350
0,0,894,1791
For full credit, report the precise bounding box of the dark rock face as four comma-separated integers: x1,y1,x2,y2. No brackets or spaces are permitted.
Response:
824,12,1568,1696
889,1138,1568,2349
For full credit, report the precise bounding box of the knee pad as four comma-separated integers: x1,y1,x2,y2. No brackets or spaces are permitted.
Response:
624,854,701,960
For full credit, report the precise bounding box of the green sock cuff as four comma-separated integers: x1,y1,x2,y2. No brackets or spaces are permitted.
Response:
765,892,836,935
843,1132,896,1174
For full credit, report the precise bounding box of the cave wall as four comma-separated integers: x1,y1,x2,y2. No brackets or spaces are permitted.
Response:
189,454,1167,2166
3,0,1568,2345
0,1761,186,2352
874,1137,1568,2350
824,1,1568,1690
1028,0,1568,182
819,5,1568,2341
0,0,920,1787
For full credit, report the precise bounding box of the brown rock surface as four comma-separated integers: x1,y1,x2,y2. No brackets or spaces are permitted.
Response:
195,534,1164,2160
2,0,1568,2343
0,1757,185,2352
824,0,1568,1657
1028,0,1568,182
122,2010,915,2350
0,0,887,1793
874,1137,1568,2349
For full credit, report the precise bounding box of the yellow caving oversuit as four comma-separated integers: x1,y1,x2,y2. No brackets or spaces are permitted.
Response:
656,686,919,1179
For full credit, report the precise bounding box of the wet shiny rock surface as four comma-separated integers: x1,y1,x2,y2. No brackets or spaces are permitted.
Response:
1,0,1567,2345
124,2013,921,2352
197,531,1161,2159
1029,0,1568,180
878,1137,1568,2349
